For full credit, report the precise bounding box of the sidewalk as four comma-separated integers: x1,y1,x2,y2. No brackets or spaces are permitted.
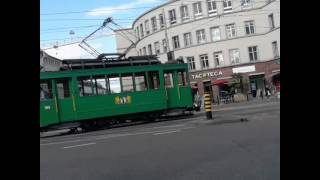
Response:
205,96,280,111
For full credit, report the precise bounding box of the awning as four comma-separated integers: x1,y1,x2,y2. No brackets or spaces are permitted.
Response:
265,72,280,80
212,79,228,86
191,84,198,89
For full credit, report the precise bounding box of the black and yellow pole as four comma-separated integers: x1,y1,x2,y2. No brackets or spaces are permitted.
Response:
204,92,213,119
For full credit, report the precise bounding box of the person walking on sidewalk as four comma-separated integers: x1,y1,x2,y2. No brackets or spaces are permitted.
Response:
260,89,264,100
265,87,270,99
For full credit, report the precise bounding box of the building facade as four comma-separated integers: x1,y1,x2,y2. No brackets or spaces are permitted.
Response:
115,0,280,98
40,49,62,72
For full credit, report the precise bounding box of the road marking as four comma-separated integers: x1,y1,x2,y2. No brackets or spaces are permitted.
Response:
153,130,180,135
152,124,185,129
63,142,96,149
40,126,196,147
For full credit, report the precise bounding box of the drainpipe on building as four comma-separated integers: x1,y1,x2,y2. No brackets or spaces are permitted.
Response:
162,8,174,61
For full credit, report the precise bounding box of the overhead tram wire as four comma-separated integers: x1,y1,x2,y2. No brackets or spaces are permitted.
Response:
40,10,280,22
41,2,279,48
41,24,100,32
40,10,279,43
40,0,279,16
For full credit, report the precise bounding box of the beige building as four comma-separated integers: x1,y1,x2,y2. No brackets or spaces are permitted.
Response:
40,49,63,72
115,0,280,99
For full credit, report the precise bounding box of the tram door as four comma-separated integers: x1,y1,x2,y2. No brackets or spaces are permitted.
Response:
54,78,76,122
40,79,59,127
164,71,180,108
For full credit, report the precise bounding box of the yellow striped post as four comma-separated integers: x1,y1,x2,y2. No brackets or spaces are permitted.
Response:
204,93,213,119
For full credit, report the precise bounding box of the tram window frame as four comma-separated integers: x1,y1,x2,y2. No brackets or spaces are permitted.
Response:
164,72,174,88
40,80,53,100
134,72,148,92
121,73,134,93
56,79,71,99
77,76,95,97
178,71,188,86
148,71,160,90
92,75,108,95
108,74,122,94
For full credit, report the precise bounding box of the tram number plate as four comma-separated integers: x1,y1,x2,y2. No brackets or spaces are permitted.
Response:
44,106,51,110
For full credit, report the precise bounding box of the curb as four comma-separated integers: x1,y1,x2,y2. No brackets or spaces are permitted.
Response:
189,115,249,125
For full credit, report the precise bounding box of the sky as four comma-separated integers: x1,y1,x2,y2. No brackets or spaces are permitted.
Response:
40,0,167,59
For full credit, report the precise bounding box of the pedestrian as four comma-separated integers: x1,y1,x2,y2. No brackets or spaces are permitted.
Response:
260,89,264,100
265,87,270,99
193,91,202,111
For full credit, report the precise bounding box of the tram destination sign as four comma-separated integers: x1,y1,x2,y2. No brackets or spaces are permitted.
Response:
191,71,223,80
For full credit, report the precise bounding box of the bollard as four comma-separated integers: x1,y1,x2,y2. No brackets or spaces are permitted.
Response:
204,93,213,119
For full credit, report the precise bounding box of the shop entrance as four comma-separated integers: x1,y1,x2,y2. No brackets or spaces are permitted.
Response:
203,81,213,96
273,73,280,88
249,74,265,98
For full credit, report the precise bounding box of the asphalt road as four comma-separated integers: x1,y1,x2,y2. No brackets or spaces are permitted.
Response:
40,100,280,180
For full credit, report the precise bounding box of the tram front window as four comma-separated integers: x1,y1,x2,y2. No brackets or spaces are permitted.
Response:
40,80,53,101
178,71,188,86
164,73,174,88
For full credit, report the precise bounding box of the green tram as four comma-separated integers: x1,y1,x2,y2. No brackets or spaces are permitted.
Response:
40,55,194,131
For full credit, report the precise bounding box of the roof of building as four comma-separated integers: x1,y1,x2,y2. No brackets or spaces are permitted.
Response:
132,0,179,27
40,49,62,62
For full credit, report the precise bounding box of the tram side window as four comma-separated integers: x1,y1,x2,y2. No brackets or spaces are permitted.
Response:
93,75,108,95
178,71,188,86
135,72,147,91
77,77,95,96
121,74,134,92
164,73,174,88
109,75,121,94
148,71,160,90
40,80,53,100
56,79,70,99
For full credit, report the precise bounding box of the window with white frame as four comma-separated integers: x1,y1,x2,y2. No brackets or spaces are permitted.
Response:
223,0,233,13
169,9,177,25
210,27,221,41
183,32,192,47
145,20,150,35
272,41,279,58
226,23,236,38
139,49,142,56
193,2,203,18
154,41,160,55
136,27,140,39
143,47,147,55
268,13,275,29
229,49,240,64
207,0,217,16
151,17,157,32
245,21,255,35
187,56,196,70
196,29,206,44
214,51,224,66
140,24,144,38
162,39,168,52
180,5,190,21
159,14,165,29
148,44,153,55
172,36,180,49
248,46,258,61
200,54,209,69
241,0,252,9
